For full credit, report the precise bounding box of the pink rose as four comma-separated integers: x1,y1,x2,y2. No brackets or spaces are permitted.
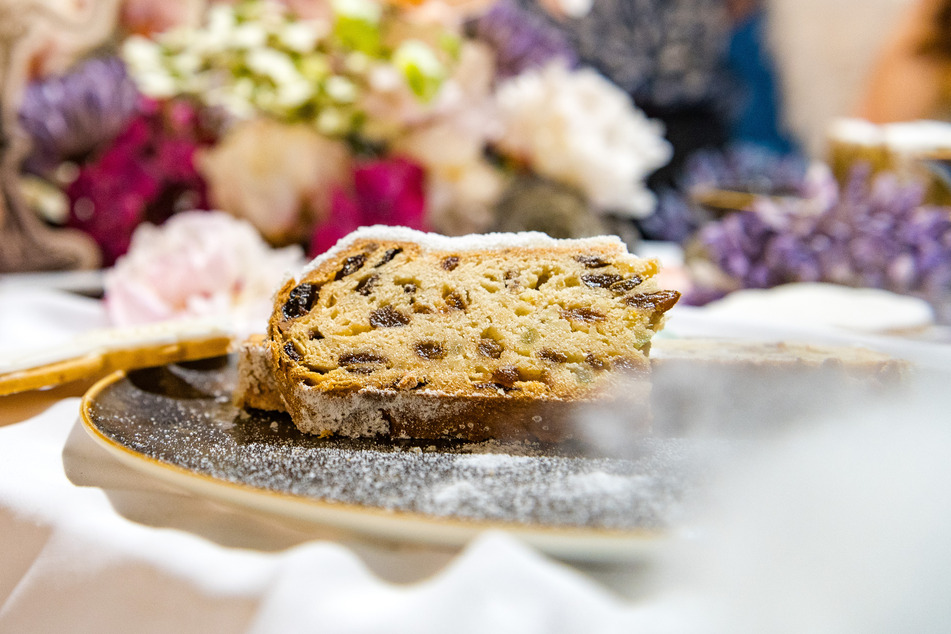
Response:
198,118,351,246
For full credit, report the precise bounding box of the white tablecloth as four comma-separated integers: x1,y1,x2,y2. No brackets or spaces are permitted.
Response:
4,285,951,632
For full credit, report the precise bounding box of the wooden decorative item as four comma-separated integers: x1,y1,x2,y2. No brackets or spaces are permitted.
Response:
0,0,119,273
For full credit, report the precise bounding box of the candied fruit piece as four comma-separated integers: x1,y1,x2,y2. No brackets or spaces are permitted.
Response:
355,274,378,296
581,273,622,289
575,254,610,269
610,277,643,293
339,352,387,365
492,366,520,387
284,342,302,361
538,349,568,363
414,341,446,359
478,338,504,359
444,291,467,311
624,290,681,312
585,353,607,370
374,248,402,267
562,307,606,322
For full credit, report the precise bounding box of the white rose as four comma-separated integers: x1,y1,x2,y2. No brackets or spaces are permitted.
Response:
494,63,671,218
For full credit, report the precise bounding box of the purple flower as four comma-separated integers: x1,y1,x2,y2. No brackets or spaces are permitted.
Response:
642,189,698,243
685,144,810,197
18,56,140,176
469,0,577,79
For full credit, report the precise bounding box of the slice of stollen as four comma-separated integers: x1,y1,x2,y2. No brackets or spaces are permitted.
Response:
261,226,680,442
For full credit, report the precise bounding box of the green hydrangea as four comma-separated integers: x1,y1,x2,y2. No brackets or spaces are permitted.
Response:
122,0,452,140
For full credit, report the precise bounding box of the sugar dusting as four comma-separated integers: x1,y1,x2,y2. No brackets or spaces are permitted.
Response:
87,358,713,531
297,225,628,280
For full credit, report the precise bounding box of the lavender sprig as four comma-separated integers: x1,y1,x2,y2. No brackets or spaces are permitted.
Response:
686,144,810,196
692,166,951,322
469,0,577,79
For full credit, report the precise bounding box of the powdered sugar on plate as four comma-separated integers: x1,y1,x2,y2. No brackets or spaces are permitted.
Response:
84,357,713,532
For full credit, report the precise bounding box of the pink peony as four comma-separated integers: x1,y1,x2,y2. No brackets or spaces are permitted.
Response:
309,157,428,255
105,211,304,333
275,0,333,20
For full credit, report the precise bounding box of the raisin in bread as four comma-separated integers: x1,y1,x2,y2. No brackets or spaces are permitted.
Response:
263,226,680,442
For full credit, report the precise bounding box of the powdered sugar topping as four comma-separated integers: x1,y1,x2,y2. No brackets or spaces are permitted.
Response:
298,225,626,280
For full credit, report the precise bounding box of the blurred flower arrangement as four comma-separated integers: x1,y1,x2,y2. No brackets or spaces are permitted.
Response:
16,0,673,275
15,0,951,328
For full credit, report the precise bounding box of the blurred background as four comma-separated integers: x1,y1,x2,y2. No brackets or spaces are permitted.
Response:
3,0,951,329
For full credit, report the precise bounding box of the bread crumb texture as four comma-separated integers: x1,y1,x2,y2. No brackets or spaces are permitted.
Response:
268,232,679,403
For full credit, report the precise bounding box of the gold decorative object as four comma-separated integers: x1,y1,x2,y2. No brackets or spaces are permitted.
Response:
689,188,761,216
826,120,951,206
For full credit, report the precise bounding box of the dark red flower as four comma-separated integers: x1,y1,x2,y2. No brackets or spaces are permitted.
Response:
66,97,215,265
309,156,428,256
